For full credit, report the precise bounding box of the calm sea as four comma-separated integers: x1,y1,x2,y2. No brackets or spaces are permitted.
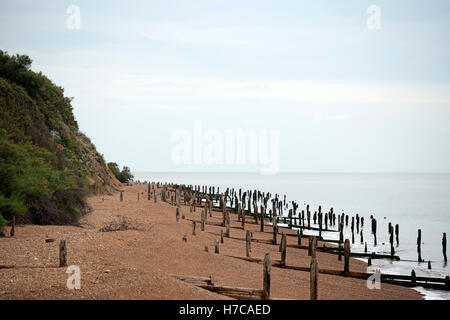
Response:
133,172,450,299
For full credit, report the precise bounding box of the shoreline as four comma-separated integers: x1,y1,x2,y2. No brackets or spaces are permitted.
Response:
0,184,423,300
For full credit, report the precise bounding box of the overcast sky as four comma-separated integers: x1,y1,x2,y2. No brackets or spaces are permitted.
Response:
1,0,450,173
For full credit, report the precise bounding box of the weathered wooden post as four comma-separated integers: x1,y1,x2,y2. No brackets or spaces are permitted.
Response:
192,221,196,236
201,210,205,231
390,225,395,259
310,258,318,300
311,236,317,259
297,229,302,246
241,206,246,229
280,233,287,267
411,270,416,286
356,214,359,233
176,208,180,222
351,217,355,244
154,193,157,203
373,218,377,246
308,236,312,256
360,230,363,244
220,230,224,243
395,224,399,246
225,212,230,237
260,205,264,232
272,226,278,245
263,253,271,300
417,229,422,262
215,240,220,254
368,256,372,266
307,209,311,228
364,242,368,253
246,230,252,257
443,233,447,263
59,240,67,267
10,216,15,237
137,193,140,201
428,260,432,270
120,191,123,202
338,240,342,261
344,239,350,273
209,200,213,217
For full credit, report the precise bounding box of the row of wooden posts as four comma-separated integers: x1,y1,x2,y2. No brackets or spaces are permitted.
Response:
130,181,449,269
115,182,450,298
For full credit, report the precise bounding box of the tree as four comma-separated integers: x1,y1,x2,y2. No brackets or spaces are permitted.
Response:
107,162,134,183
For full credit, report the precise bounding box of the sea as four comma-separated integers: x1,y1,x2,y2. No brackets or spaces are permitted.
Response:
133,172,450,300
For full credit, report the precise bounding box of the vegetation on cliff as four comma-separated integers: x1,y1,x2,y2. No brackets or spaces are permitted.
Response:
0,50,122,227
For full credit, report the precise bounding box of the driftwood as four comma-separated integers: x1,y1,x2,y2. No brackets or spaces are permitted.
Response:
199,285,264,300
173,274,213,286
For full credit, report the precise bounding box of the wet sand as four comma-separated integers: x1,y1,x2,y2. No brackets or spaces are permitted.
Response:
0,185,423,300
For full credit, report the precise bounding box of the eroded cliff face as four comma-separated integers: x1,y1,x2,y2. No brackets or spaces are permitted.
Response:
0,51,120,225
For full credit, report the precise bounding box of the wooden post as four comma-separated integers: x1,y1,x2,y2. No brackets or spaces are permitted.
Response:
154,193,157,203
368,256,372,266
246,230,252,257
10,216,15,237
59,240,67,267
390,225,395,259
137,193,140,201
344,239,350,273
443,233,447,263
220,230,224,243
373,218,377,246
351,216,355,244
428,260,432,270
263,253,271,300
176,208,180,222
308,236,312,256
311,236,317,259
192,221,196,236
411,270,416,286
297,229,302,246
260,206,264,232
215,240,220,254
241,206,245,229
120,191,123,202
395,224,399,246
225,212,230,237
201,210,205,231
360,230,363,244
272,226,277,245
280,233,287,267
417,229,422,262
310,258,318,300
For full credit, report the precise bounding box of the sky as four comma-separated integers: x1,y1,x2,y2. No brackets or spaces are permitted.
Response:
1,0,450,173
